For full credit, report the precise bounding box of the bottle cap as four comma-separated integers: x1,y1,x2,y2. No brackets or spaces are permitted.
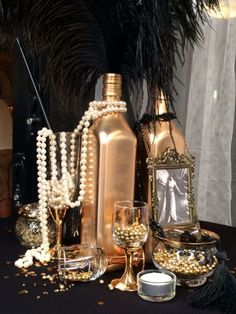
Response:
102,73,122,101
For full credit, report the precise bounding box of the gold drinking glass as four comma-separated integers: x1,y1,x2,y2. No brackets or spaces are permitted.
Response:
110,200,149,291
47,132,79,258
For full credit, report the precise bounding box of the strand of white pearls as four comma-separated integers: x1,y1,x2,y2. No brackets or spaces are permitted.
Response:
15,100,126,268
15,128,52,268
68,100,127,208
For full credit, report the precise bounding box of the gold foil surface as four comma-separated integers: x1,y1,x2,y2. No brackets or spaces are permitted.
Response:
81,74,137,268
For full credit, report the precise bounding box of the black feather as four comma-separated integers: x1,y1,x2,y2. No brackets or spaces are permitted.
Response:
25,0,107,106
0,0,219,114
187,259,236,314
113,0,219,106
0,0,107,107
0,0,27,47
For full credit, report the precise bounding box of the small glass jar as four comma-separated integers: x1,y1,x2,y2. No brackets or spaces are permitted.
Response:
152,229,219,287
58,244,107,282
15,203,56,248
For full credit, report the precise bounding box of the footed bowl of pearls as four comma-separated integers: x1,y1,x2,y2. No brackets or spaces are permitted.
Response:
152,229,219,287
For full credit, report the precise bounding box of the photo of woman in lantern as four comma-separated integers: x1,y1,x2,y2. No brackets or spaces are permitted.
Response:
156,168,190,225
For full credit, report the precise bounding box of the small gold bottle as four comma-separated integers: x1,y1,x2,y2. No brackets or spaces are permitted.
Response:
81,73,137,266
138,91,200,260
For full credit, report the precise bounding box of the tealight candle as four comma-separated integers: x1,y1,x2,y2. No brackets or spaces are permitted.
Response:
137,269,176,302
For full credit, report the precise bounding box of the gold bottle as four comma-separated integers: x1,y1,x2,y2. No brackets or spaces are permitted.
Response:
138,91,200,260
140,92,186,199
81,73,137,265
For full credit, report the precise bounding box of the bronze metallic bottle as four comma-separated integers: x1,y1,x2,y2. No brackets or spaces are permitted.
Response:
138,91,200,260
81,73,137,265
140,92,186,203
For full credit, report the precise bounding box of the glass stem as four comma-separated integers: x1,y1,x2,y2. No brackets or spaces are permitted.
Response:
108,247,145,268
120,249,136,286
56,221,63,253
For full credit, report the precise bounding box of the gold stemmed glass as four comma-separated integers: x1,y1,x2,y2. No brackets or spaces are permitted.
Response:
47,132,79,258
110,200,149,291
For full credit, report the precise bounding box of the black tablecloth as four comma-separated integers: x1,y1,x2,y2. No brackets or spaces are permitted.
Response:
0,218,235,314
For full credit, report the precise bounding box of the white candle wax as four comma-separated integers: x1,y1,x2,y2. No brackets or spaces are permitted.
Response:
137,270,176,302
141,272,172,284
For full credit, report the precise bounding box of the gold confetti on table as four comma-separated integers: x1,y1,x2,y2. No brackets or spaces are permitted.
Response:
99,279,104,284
97,301,104,306
18,290,28,295
4,275,9,279
27,271,37,277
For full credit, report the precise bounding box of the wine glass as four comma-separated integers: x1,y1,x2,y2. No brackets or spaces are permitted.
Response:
47,132,79,258
110,200,149,291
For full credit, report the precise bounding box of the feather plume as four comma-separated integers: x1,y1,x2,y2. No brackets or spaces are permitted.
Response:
187,253,236,314
113,0,219,103
83,0,219,114
0,0,107,107
0,0,26,47
25,0,107,105
0,0,219,113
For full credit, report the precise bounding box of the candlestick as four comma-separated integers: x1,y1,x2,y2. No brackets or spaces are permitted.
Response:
137,269,176,302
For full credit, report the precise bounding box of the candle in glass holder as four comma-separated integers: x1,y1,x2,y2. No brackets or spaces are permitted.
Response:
137,269,176,302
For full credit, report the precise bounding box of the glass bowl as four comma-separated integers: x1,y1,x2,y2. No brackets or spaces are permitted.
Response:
152,229,219,287
58,244,107,282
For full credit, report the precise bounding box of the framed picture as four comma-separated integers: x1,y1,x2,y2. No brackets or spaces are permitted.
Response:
147,148,195,227
154,166,191,225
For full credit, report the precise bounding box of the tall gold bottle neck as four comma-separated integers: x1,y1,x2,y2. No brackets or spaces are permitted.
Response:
102,73,122,101
154,91,168,115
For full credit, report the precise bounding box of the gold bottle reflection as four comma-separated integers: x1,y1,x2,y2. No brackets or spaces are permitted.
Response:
81,74,137,267
138,91,200,261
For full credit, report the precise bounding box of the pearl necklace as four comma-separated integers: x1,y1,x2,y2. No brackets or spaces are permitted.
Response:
15,100,127,268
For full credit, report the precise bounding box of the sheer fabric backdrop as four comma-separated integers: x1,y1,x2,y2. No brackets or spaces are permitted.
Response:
175,0,236,226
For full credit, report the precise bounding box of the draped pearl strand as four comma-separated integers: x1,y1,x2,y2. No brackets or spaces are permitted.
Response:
15,100,126,268
15,128,52,268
